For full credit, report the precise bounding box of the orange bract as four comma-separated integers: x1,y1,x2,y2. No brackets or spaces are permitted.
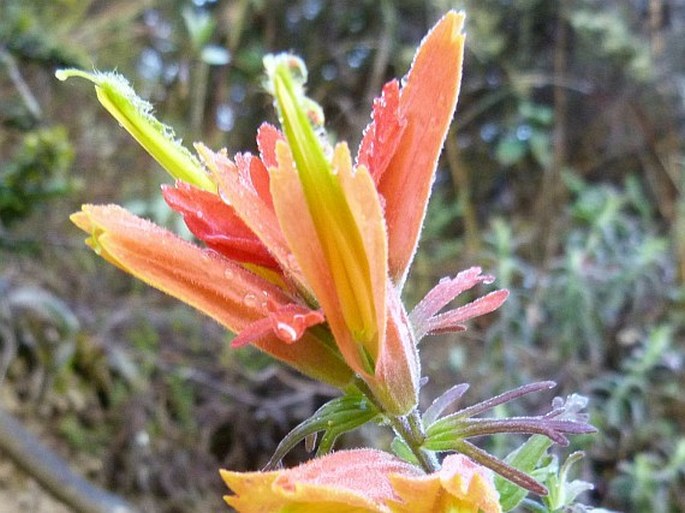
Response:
220,449,502,513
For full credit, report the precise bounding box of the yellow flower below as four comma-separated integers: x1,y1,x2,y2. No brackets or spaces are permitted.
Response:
220,449,502,513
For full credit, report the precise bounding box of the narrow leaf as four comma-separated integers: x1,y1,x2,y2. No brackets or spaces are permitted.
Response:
423,383,470,426
264,391,379,469
56,69,215,191
496,435,553,512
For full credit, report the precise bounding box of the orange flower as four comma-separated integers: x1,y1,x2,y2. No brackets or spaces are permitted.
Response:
220,449,502,513
388,453,502,513
67,12,504,413
70,204,352,387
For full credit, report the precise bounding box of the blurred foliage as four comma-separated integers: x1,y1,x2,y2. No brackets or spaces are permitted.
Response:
0,127,75,228
1,0,684,512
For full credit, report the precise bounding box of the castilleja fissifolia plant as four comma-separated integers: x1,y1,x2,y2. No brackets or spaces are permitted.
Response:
59,11,596,513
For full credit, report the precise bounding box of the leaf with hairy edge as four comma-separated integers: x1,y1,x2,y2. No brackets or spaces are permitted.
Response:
390,437,420,467
264,391,379,469
422,383,470,426
56,69,215,191
496,435,553,512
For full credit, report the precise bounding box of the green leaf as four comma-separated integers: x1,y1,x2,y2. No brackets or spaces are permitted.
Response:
390,437,420,466
264,390,379,469
496,134,527,166
496,435,552,512
55,69,215,191
543,452,594,511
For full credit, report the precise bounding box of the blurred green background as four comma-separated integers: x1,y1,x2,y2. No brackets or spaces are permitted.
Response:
1,0,684,512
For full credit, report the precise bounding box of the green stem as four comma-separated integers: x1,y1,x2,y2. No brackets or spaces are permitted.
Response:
388,415,439,473
354,378,438,473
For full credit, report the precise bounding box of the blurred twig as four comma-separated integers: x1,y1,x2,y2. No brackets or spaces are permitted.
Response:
0,408,141,513
536,0,570,262
446,127,479,256
0,46,42,120
364,0,396,111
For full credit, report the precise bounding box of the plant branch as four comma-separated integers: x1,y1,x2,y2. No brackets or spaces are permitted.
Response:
353,378,438,473
0,408,140,513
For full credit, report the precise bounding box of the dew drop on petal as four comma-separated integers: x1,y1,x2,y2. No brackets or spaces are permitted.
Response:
482,275,495,285
223,268,234,280
243,293,258,307
275,321,298,342
286,253,299,271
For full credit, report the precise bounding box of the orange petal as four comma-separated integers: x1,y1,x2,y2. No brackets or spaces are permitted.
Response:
269,142,369,377
246,154,274,210
256,122,284,169
268,303,325,343
426,289,509,336
377,11,465,286
196,143,308,290
410,267,508,340
270,141,386,378
335,148,388,362
410,268,489,326
438,454,502,513
162,181,279,269
270,59,381,358
388,454,502,513
221,449,421,513
71,204,352,387
357,79,406,183
371,285,420,416
231,303,324,347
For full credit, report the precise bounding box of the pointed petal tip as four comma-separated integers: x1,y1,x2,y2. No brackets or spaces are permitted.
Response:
219,468,230,483
69,210,90,231
443,10,466,38
193,141,213,163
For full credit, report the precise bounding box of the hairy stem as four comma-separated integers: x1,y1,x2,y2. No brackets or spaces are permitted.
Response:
354,378,438,473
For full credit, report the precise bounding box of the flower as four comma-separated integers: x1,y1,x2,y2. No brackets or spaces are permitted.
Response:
66,11,504,414
70,204,353,387
220,449,502,513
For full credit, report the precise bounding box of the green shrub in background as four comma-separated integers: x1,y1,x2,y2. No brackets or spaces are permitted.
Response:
0,127,74,228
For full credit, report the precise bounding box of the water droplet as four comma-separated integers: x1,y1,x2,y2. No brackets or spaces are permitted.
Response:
275,322,298,342
243,293,258,307
286,254,299,271
218,189,233,205
482,275,496,285
223,268,234,280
